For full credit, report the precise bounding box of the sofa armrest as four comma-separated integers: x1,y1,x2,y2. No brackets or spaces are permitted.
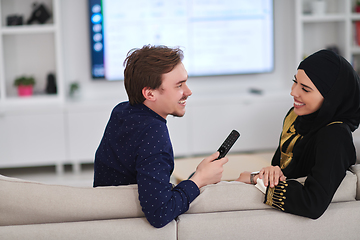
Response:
296,170,357,202
350,164,360,200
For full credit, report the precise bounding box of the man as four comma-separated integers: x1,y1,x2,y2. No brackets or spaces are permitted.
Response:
94,45,228,228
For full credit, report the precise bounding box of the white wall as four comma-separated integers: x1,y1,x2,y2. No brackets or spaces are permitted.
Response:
60,0,297,102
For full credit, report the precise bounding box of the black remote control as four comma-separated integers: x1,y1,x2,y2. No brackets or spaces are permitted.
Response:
187,129,240,179
214,130,240,160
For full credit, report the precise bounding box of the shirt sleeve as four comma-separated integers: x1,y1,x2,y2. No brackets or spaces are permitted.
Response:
135,122,200,228
264,124,355,219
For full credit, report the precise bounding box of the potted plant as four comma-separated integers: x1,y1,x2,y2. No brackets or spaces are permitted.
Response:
14,76,35,97
69,82,80,99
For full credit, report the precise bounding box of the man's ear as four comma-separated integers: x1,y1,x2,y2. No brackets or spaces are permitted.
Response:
142,87,156,102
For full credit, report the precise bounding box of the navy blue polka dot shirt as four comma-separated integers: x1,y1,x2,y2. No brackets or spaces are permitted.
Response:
94,102,200,228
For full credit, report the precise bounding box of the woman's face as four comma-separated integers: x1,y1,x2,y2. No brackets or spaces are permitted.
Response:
291,69,324,116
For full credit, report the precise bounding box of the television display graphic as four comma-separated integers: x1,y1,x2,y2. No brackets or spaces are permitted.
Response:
89,0,274,80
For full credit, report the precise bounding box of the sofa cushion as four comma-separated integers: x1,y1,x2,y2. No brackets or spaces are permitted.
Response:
335,170,357,201
187,170,357,214
0,218,177,240
350,164,360,200
296,170,357,202
0,175,143,226
187,181,271,214
178,201,360,240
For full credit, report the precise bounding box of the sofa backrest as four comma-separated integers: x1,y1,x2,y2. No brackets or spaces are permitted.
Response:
0,175,144,226
187,170,358,214
351,164,360,200
0,166,358,226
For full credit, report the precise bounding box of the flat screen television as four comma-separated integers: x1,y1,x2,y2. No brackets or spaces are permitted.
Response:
89,0,274,80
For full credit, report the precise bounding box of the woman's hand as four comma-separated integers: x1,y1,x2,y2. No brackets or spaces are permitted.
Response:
258,165,286,188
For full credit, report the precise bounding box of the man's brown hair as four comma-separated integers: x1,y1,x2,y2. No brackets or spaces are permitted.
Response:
123,45,184,105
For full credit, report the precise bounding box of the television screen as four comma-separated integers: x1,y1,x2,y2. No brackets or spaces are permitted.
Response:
89,0,274,80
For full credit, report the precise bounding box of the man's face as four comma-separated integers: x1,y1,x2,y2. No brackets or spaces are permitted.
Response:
152,62,192,119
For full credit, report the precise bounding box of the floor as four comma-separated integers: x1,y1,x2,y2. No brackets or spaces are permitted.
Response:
0,151,275,187
173,151,274,183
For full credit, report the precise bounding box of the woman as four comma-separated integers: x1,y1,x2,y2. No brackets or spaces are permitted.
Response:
236,49,360,219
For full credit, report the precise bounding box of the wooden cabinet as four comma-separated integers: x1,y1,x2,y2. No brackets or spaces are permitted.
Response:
65,102,114,168
0,106,66,172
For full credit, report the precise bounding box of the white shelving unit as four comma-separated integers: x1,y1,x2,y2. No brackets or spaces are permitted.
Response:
0,0,64,104
295,0,360,62
295,0,360,74
0,0,67,174
295,0,360,142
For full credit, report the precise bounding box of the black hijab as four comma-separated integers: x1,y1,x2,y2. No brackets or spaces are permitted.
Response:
296,49,360,135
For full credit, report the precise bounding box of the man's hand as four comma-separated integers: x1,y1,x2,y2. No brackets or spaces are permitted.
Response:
190,152,228,188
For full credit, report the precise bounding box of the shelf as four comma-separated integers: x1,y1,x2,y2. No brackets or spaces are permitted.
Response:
1,94,62,105
0,24,56,35
351,46,360,54
301,14,346,22
350,13,360,21
295,0,354,64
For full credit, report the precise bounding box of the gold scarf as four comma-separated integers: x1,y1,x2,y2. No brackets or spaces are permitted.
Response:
279,110,301,169
279,110,343,169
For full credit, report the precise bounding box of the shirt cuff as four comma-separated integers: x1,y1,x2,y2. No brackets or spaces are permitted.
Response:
175,179,200,202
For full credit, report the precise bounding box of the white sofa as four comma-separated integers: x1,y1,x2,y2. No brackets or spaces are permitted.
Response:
0,165,360,240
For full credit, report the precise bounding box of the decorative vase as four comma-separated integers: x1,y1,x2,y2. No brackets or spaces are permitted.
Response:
356,5,360,13
17,85,33,97
311,0,326,15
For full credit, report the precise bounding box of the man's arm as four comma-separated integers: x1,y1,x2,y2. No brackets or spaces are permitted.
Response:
136,150,199,228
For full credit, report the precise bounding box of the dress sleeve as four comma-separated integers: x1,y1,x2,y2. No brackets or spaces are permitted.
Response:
135,123,200,228
264,124,355,219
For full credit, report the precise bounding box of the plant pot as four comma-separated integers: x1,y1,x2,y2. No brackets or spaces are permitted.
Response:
17,85,33,97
